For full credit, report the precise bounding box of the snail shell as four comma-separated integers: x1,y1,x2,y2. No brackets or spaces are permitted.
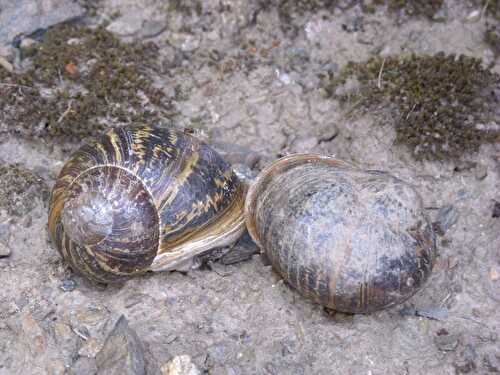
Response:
245,154,436,313
48,125,246,283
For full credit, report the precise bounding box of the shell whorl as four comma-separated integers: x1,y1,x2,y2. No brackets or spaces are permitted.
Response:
49,125,245,283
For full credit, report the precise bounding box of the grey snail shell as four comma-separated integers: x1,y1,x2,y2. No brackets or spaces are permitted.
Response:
245,154,437,313
48,125,246,284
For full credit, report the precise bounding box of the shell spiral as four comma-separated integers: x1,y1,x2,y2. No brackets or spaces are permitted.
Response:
245,154,436,313
49,125,245,283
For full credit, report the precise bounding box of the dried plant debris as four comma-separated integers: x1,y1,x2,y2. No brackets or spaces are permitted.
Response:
485,23,500,56
472,0,500,20
0,164,49,217
321,53,500,161
0,24,174,140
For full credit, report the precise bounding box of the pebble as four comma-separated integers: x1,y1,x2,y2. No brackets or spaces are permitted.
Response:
69,357,98,375
96,315,146,375
0,56,14,73
317,124,339,143
290,136,319,153
169,33,201,52
60,278,77,292
434,334,460,352
434,205,459,235
492,201,500,218
0,242,10,257
465,9,481,23
474,164,488,180
161,355,200,375
19,37,38,56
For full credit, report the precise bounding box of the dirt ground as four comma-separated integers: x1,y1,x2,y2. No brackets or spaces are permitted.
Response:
0,1,499,374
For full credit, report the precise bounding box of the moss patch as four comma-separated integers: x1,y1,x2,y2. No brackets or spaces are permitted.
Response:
369,0,444,19
321,53,500,161
274,0,444,25
0,24,174,140
0,164,49,217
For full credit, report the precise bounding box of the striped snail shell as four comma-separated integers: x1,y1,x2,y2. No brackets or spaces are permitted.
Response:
48,125,246,284
245,154,437,313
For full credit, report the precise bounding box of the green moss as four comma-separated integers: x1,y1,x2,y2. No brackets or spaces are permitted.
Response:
371,0,444,19
0,24,174,140
321,53,500,161
273,0,444,25
0,164,49,216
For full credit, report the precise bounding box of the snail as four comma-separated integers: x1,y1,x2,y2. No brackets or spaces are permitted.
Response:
244,154,436,313
48,125,246,283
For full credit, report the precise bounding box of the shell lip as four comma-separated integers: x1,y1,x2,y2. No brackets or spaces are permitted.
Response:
244,153,356,250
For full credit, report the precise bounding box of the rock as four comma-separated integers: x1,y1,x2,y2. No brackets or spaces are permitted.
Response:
168,33,201,52
221,232,259,265
19,37,38,57
465,9,481,23
161,355,200,375
20,312,47,356
289,136,319,154
70,357,98,375
0,242,10,257
474,164,488,180
60,278,77,292
492,201,500,218
0,56,14,73
0,0,85,45
433,205,459,235
232,163,258,183
317,124,339,143
434,333,460,352
96,315,146,375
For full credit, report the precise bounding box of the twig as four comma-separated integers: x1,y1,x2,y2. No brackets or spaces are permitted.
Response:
57,100,74,123
0,82,35,91
480,0,491,20
377,58,386,89
405,103,418,120
72,327,89,341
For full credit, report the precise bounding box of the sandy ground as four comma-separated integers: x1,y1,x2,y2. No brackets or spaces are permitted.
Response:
0,1,499,374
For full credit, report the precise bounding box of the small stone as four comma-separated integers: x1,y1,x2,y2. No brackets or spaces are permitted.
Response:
474,164,488,180
290,136,319,153
96,315,146,375
435,334,460,352
317,124,339,143
168,33,200,52
232,163,258,183
161,355,200,375
465,9,481,23
69,357,98,375
0,242,10,257
434,205,459,235
492,201,500,218
19,37,38,57
221,232,259,265
490,267,500,281
60,278,77,292
0,55,14,73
